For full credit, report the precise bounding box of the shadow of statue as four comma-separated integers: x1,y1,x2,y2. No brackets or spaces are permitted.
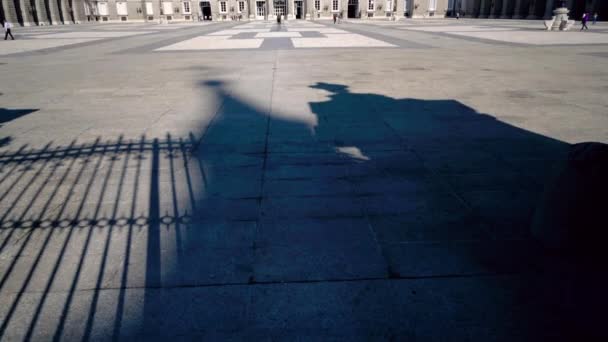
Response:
0,78,601,340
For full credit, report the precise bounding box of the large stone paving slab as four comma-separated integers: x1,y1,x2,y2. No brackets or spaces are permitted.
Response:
0,19,607,340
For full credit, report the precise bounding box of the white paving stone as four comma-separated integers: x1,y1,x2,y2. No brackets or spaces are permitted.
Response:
446,30,608,45
32,31,152,38
0,38,101,55
401,25,515,32
291,33,396,48
288,27,348,33
156,35,263,50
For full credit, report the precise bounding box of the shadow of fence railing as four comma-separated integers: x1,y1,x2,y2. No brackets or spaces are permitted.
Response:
0,133,213,340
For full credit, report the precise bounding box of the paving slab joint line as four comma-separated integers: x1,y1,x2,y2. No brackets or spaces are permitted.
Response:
4,271,532,296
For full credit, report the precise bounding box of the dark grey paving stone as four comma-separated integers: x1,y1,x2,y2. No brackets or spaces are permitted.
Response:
350,174,442,196
369,211,490,242
248,275,566,340
299,31,325,38
382,239,539,277
361,192,466,217
265,164,351,180
267,141,335,153
462,190,540,237
261,196,365,219
260,37,294,49
202,168,263,198
354,150,427,176
444,171,540,193
195,198,260,220
265,152,349,167
419,149,511,175
230,32,259,39
263,178,354,197
253,218,387,282
198,154,264,169
198,142,266,154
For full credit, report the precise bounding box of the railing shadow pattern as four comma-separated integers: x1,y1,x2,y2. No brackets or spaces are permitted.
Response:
0,134,219,340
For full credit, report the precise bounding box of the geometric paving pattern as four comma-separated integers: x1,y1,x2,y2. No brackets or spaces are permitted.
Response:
156,21,396,51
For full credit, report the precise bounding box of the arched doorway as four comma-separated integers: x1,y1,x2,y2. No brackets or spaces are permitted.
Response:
294,0,303,19
348,0,358,18
200,1,212,20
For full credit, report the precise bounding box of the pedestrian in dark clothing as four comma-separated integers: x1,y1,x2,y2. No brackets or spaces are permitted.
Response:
593,13,598,25
581,12,589,31
3,21,14,40
333,13,337,24
277,14,281,25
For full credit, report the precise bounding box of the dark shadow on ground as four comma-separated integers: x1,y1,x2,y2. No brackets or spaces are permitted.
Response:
0,108,38,125
0,81,604,340
0,107,38,148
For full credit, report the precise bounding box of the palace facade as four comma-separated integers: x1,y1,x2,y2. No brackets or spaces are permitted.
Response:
0,0,604,25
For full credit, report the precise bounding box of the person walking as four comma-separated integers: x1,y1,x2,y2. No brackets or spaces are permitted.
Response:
3,21,14,40
581,12,589,31
456,11,460,20
593,12,598,25
333,13,337,24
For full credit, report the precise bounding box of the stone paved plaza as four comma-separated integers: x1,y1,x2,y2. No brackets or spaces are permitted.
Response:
1,18,607,340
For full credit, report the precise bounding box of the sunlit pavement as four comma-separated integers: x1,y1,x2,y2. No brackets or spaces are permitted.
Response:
1,19,607,339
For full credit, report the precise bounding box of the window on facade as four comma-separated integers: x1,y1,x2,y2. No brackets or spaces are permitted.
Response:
116,2,128,15
239,1,245,12
274,0,286,16
386,0,392,11
332,0,338,11
146,2,154,15
98,2,108,15
314,0,320,11
182,2,191,13
428,0,437,11
163,2,174,14
368,0,374,11
220,1,227,12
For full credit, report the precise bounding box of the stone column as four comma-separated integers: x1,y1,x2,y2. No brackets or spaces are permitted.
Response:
33,0,49,25
268,0,273,19
526,0,537,19
2,0,20,24
479,0,489,17
73,0,85,23
488,0,499,18
395,0,404,18
59,0,72,23
512,0,523,18
19,0,36,25
543,0,553,18
46,0,61,23
464,0,477,17
499,0,510,17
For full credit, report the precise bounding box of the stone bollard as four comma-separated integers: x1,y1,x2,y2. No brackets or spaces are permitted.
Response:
531,142,608,256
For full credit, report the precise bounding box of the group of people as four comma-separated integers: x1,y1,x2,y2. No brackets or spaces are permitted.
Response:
581,12,599,31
